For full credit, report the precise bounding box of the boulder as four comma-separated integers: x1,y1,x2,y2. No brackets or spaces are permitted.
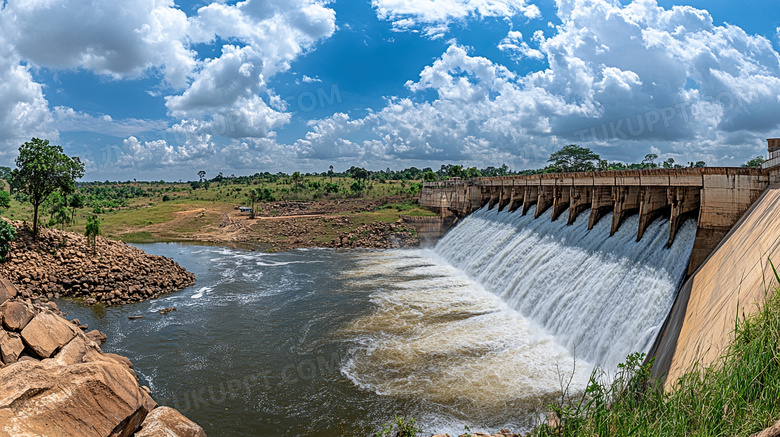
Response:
1,301,35,331
0,359,156,437
0,279,17,305
0,330,24,364
86,330,107,346
134,407,207,437
20,312,78,358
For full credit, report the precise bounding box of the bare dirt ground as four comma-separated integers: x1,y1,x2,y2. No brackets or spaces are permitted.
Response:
122,197,422,250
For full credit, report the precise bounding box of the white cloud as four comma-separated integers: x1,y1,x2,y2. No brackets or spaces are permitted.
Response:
301,75,322,83
0,0,195,88
0,34,55,158
316,0,780,168
498,31,544,61
164,0,336,140
53,107,168,137
373,0,541,37
294,113,366,159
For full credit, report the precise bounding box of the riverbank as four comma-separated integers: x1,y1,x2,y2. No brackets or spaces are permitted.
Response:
0,221,195,305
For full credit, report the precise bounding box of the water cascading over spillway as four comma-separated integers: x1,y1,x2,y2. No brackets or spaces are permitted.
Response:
434,205,697,369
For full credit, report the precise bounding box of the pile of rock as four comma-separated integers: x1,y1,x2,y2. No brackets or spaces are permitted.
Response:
330,219,419,249
0,222,195,305
0,286,206,436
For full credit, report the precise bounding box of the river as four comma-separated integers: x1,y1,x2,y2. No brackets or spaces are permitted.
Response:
56,206,696,436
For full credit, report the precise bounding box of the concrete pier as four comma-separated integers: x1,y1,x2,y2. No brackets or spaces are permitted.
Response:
420,167,769,274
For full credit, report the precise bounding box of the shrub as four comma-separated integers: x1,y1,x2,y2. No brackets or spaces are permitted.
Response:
85,215,100,252
0,221,16,262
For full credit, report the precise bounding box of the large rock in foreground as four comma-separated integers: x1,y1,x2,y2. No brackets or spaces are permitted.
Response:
135,407,207,437
0,299,206,437
0,222,195,305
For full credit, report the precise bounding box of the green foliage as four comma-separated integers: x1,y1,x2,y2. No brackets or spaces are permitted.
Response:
422,171,438,182
68,193,86,222
375,416,421,437
447,165,464,178
348,166,370,183
548,145,601,172
0,191,10,211
0,220,16,262
464,167,482,178
535,269,780,437
0,166,11,182
162,194,172,202
324,182,339,193
10,138,85,237
642,153,659,168
350,180,365,193
743,156,766,168
85,215,100,251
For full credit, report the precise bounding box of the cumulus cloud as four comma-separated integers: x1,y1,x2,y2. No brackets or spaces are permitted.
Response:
0,34,55,158
310,0,780,167
164,0,336,139
294,113,366,159
0,0,195,88
373,0,541,36
498,31,544,61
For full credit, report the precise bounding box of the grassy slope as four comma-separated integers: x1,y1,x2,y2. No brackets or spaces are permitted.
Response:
535,280,780,437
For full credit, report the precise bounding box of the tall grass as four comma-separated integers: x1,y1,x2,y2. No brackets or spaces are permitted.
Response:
536,262,780,436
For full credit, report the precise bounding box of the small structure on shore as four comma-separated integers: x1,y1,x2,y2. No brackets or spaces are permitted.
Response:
238,206,253,214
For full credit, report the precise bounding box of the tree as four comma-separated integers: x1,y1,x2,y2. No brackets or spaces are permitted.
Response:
198,170,206,182
464,167,482,178
328,165,334,183
10,138,84,237
642,153,659,168
291,171,303,190
662,158,675,169
349,167,370,183
0,191,10,212
423,171,438,182
743,156,766,168
246,188,259,219
548,145,601,172
85,214,100,253
447,165,464,178
0,220,15,262
68,193,86,223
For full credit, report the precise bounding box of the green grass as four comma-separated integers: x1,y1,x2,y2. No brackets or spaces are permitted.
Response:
535,265,780,437
117,231,161,243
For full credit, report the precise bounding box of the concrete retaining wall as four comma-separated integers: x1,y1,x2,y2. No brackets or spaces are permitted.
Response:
649,184,780,386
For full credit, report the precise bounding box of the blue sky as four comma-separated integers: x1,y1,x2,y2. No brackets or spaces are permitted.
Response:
0,0,778,181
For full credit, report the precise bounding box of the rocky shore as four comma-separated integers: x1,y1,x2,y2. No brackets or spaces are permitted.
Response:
0,282,206,436
0,221,195,305
328,219,419,249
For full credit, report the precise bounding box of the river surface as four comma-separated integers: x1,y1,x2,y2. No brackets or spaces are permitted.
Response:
56,206,696,436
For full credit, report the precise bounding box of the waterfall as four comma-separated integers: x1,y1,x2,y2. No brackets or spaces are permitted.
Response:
433,205,697,369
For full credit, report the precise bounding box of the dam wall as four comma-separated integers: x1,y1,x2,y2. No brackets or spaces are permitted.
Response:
420,167,769,274
650,184,780,385
400,215,458,246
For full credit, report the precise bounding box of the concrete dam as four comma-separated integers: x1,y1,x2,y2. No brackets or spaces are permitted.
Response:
416,140,780,385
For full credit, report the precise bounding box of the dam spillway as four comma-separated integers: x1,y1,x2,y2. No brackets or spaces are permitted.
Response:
419,167,769,275
433,205,697,369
